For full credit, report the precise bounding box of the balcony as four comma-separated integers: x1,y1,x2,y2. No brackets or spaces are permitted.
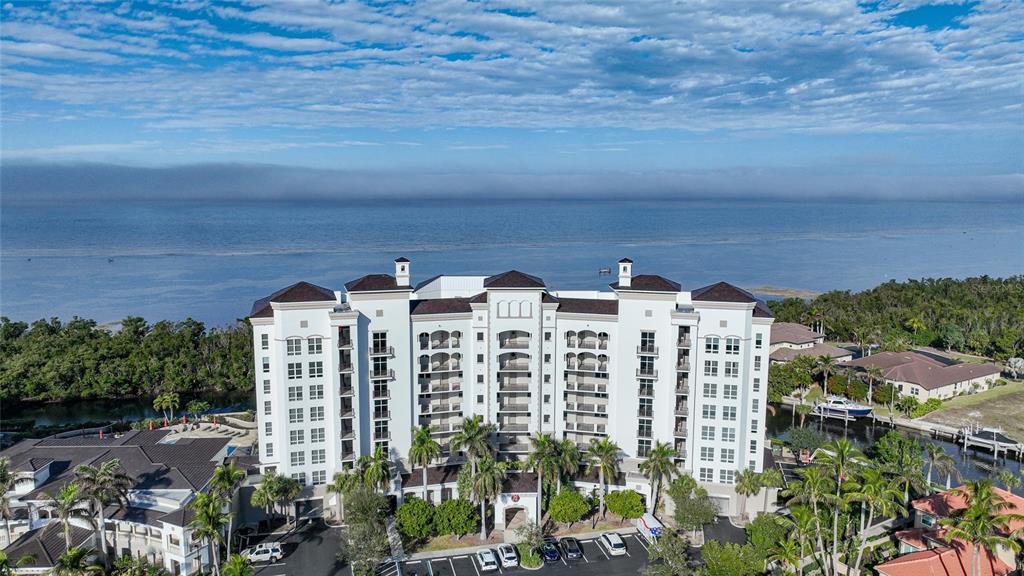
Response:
567,362,607,373
564,422,607,435
674,442,686,454
338,362,353,374
423,402,462,415
499,360,530,372
637,345,659,356
499,443,530,453
498,403,530,413
636,367,658,378
340,428,355,440
677,337,692,348
339,383,354,396
419,381,462,394
339,405,355,418
638,407,653,418
564,381,607,394
370,346,395,358
498,382,531,392
499,338,530,350
565,402,607,414
500,423,529,432
340,451,356,461
676,360,691,372
370,368,395,380
337,337,353,349
674,427,688,438
430,338,460,349
422,360,461,373
674,405,689,416
372,388,390,400
675,381,689,394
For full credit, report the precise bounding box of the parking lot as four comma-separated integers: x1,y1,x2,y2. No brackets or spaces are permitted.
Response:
397,533,650,576
250,520,347,576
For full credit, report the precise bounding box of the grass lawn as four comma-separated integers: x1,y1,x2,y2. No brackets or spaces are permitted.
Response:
417,533,504,552
920,380,1024,440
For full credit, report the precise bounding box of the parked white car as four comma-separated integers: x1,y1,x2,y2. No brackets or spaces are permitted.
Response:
601,533,627,556
497,544,519,568
241,542,283,563
476,549,500,571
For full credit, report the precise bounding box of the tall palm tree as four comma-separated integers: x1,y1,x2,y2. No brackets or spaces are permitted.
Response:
408,426,442,501
275,477,302,526
325,470,361,523
760,468,784,515
734,469,761,521
778,505,817,576
0,459,14,548
940,479,1024,576
638,441,677,514
211,463,246,556
848,468,906,574
783,466,835,576
449,416,495,478
924,444,955,492
50,547,103,576
470,457,506,542
220,554,253,576
249,477,277,523
862,366,883,405
528,434,562,519
555,439,581,492
74,460,133,568
152,392,180,423
584,439,621,525
41,483,92,551
814,355,837,392
189,492,230,576
358,445,393,495
768,535,802,576
995,468,1022,492
817,439,864,570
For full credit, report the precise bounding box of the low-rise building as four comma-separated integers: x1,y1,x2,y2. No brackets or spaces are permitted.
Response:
767,322,853,364
1,430,230,576
842,351,1003,401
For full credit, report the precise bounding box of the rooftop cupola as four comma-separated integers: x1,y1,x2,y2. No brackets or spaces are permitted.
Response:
395,257,411,287
618,258,633,288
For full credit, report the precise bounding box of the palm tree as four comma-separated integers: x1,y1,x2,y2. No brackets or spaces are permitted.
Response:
783,466,835,576
358,445,393,495
470,457,506,541
189,492,230,576
220,554,253,576
814,355,837,392
408,426,442,501
584,439,621,525
817,439,864,570
848,468,906,574
759,468,784,516
110,554,168,576
0,551,36,576
862,365,883,405
768,535,802,576
924,444,955,492
995,468,1022,492
275,476,302,526
152,392,180,423
74,459,133,568
325,470,361,523
638,441,677,514
795,404,812,428
249,477,276,523
186,400,211,422
50,547,103,576
525,433,558,521
778,505,817,576
734,469,761,522
555,439,581,493
41,483,92,551
940,479,1024,576
449,416,495,477
211,463,246,556
0,459,14,548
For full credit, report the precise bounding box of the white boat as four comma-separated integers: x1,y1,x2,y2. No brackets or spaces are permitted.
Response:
813,396,873,418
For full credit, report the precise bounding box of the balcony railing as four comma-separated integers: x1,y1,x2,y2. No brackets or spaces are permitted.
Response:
423,403,462,414
340,429,355,440
564,381,607,394
566,402,607,414
339,384,354,396
340,451,356,461
498,382,531,392
419,381,462,394
373,410,390,419
429,338,460,349
674,406,689,416
639,385,654,397
674,427,688,438
370,368,395,380
564,422,607,434
676,382,689,394
567,363,608,373
499,339,530,350
369,346,394,358
637,345,659,356
373,430,391,440
372,388,390,399
422,361,461,373
337,337,352,349
636,368,658,378
498,403,530,413
500,423,529,432
677,337,692,348
339,406,355,418
499,443,531,453
338,362,353,373
676,360,691,371
498,360,530,371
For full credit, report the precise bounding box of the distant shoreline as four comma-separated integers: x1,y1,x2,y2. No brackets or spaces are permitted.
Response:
748,285,820,300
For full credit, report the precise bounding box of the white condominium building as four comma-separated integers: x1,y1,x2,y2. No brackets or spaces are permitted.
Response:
249,257,773,508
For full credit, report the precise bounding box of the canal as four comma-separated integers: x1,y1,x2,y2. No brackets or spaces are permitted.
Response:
767,404,1023,495
6,392,255,427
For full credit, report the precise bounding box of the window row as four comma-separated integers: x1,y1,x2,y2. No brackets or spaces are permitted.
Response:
287,361,324,379
283,337,323,355
288,407,325,423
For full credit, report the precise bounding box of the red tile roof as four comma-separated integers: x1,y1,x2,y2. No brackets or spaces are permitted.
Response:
770,322,823,345
912,486,1024,534
875,540,1011,576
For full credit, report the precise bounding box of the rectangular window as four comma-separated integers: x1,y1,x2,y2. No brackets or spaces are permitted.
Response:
477,354,484,363
290,451,305,466
705,337,719,354
701,425,715,441
288,408,303,423
720,469,736,484
637,439,651,457
700,447,714,462
311,428,325,443
704,360,718,377
311,470,326,485
754,356,762,371
699,467,713,482
263,401,272,415
308,361,323,378
308,337,322,355
477,394,484,403
262,357,270,373
723,406,737,421
288,386,303,402
292,472,307,485
544,332,551,341
310,406,325,422
477,332,484,341
638,397,653,417
724,361,739,378
544,394,551,404
703,382,717,398
311,449,326,465
753,377,760,392
755,333,763,349
287,362,302,380
725,337,740,355
639,356,655,375
702,405,717,419
261,334,269,350
372,332,388,353
751,419,759,433
544,354,551,364
750,440,758,454
722,427,736,442
640,331,656,353
723,384,738,400
477,374,484,383
752,399,760,413
721,448,735,464
265,443,273,458
637,419,652,438
309,384,324,400
286,338,302,356
289,430,304,445
544,374,551,383
264,422,272,435
263,379,271,395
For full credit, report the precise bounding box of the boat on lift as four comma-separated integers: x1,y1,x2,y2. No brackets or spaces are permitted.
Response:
812,396,873,418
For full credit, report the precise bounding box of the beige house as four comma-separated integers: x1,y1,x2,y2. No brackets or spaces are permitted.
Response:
843,351,1002,401
768,322,853,364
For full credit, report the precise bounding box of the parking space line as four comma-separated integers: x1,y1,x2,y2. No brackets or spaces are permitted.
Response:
470,557,480,576
453,556,469,560
596,543,610,560
406,561,422,565
560,557,567,566
448,557,456,576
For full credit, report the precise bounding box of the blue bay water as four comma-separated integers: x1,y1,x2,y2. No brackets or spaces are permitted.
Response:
1,199,1021,325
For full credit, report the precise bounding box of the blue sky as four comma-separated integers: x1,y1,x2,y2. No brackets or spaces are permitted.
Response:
1,0,1022,199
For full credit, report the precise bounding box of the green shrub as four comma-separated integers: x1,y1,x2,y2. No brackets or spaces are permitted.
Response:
433,499,478,538
395,497,435,540
548,489,591,525
515,543,542,569
605,490,645,523
911,398,942,418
